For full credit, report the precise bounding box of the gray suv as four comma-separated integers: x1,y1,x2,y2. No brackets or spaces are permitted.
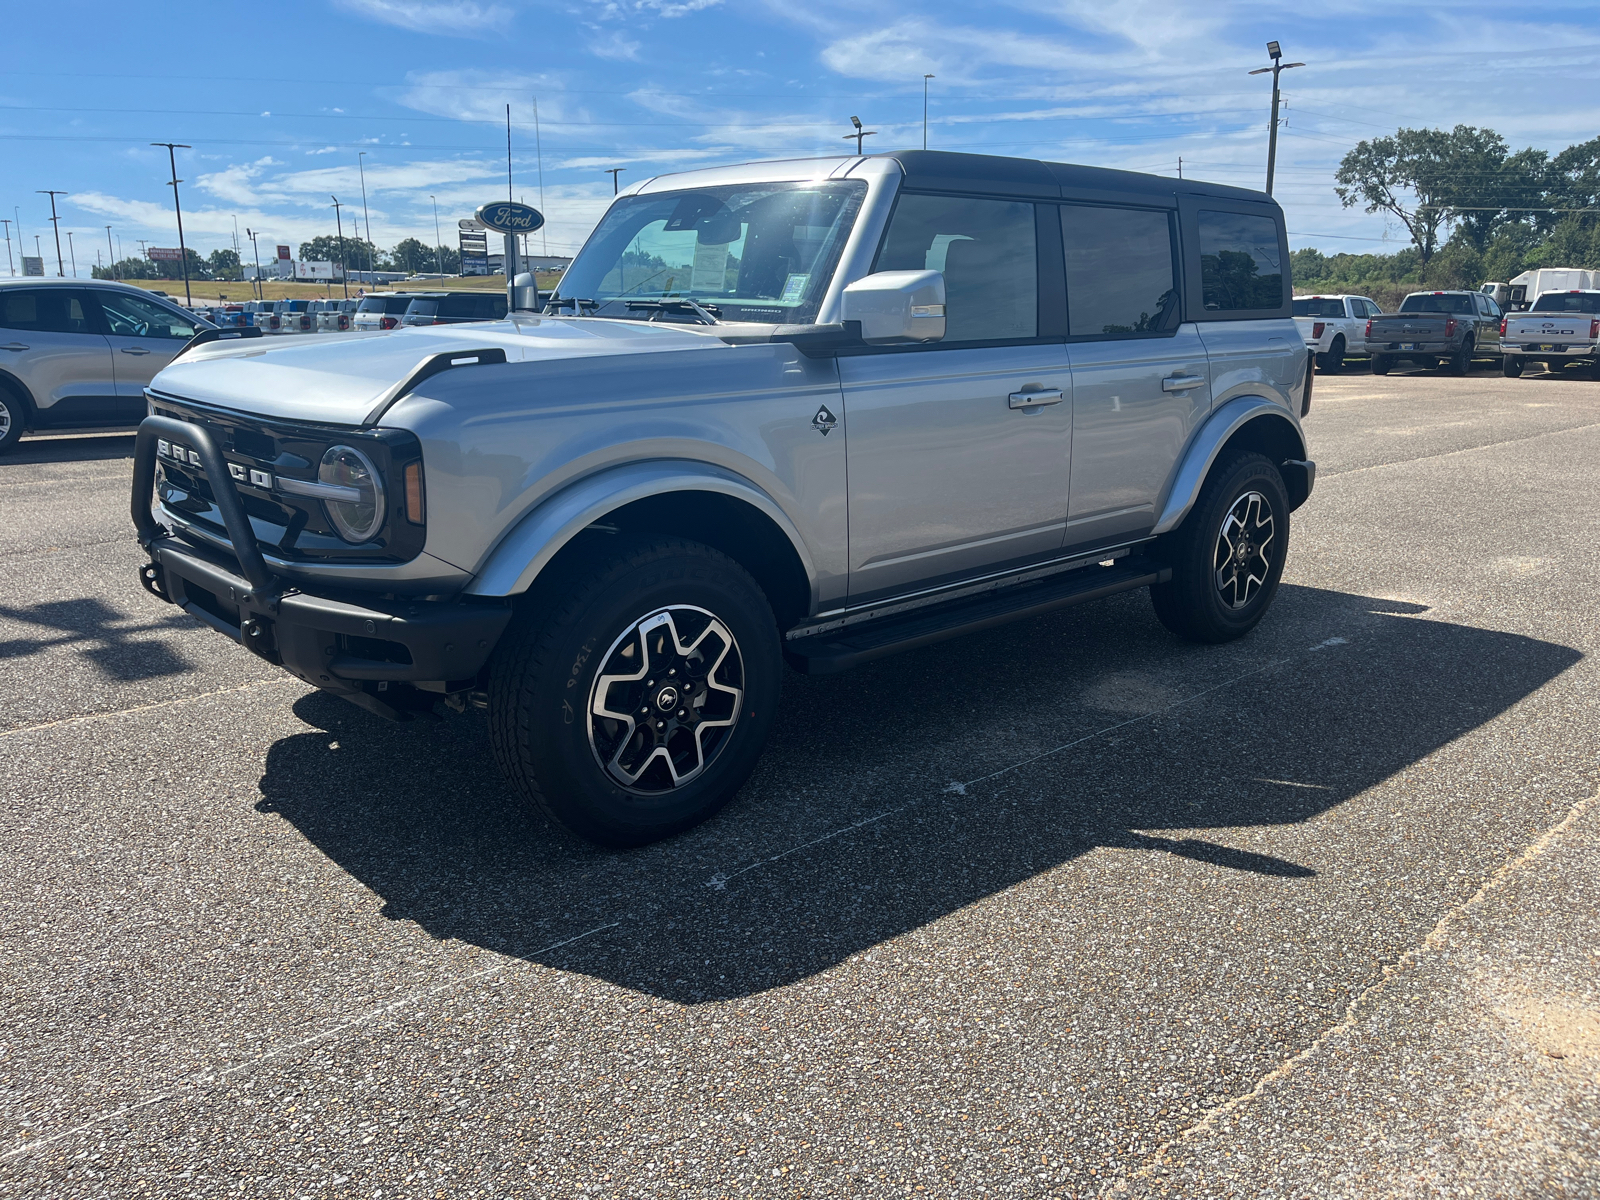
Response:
131,150,1314,845
0,279,211,451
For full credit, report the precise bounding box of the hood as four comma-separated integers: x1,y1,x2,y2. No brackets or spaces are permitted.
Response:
149,316,728,426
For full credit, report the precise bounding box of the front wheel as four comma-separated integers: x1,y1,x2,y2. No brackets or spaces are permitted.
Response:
488,537,782,847
1371,354,1392,375
1150,452,1290,644
0,386,26,453
1503,355,1524,378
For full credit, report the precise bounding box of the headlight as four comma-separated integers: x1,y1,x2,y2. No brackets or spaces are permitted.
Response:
319,445,385,542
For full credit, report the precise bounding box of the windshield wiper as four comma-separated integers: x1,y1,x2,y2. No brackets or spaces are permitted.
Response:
624,299,723,326
543,296,598,315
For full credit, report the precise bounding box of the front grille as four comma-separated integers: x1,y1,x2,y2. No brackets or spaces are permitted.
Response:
149,394,425,564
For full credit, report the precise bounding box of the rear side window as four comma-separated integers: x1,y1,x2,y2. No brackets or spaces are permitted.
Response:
1061,206,1177,337
0,288,94,334
876,194,1037,342
1198,211,1284,311
406,300,439,317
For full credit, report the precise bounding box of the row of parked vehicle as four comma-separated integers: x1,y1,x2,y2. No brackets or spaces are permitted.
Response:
195,290,510,335
1294,287,1600,377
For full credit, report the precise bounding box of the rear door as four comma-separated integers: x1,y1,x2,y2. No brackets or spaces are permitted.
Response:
0,286,118,425
91,288,199,399
840,193,1073,602
1060,202,1211,549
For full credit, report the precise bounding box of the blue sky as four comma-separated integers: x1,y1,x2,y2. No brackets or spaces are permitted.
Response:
3,0,1598,275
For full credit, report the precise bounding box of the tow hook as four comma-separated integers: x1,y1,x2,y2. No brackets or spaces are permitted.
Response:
239,615,278,659
138,560,170,603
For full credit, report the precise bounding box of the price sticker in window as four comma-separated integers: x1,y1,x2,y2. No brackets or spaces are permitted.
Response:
779,273,810,304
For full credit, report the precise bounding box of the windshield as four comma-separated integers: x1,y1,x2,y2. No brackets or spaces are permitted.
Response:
1399,293,1473,314
1293,298,1345,318
556,180,867,324
1530,292,1600,314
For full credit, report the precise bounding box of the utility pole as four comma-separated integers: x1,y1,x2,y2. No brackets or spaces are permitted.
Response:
1178,156,1183,179
331,195,349,299
151,142,194,304
66,230,77,278
1248,41,1303,196
506,103,514,203
105,226,116,280
605,167,625,195
358,151,374,286
923,74,934,149
843,115,877,155
533,94,547,256
1,219,13,276
36,190,67,276
246,228,262,300
431,195,442,276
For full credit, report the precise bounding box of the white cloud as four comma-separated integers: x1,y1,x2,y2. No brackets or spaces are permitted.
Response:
588,30,642,61
333,0,513,37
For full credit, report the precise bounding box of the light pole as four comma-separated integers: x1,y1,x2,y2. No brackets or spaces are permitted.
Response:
151,142,194,304
105,226,115,280
246,228,262,300
1248,41,1303,196
1,219,13,276
66,230,77,278
605,167,625,194
431,194,442,276
358,151,374,286
331,196,350,299
843,115,877,155
36,191,67,276
923,74,934,150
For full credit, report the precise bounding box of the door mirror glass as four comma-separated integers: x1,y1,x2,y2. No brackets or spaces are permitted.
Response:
840,270,946,344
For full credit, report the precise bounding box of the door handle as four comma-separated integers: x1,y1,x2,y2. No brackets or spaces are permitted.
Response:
0,342,27,351
1008,388,1063,409
1162,375,1206,392
120,346,152,355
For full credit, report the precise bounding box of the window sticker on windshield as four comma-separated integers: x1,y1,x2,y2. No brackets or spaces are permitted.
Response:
690,242,729,293
780,273,810,304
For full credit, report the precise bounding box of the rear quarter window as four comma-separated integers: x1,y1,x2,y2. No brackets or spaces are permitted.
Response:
1198,211,1284,312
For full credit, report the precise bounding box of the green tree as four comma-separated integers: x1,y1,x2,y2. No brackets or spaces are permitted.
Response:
390,236,449,274
1336,128,1455,264
208,248,242,280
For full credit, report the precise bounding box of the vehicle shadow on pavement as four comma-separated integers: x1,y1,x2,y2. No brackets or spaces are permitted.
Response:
255,584,1581,1003
0,597,192,680
10,433,135,464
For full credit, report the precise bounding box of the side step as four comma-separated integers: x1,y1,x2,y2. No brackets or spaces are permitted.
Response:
784,555,1171,675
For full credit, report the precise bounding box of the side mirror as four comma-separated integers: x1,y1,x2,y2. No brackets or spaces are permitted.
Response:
840,270,946,344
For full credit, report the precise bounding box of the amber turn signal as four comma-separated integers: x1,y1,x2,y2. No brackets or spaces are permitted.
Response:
403,461,425,525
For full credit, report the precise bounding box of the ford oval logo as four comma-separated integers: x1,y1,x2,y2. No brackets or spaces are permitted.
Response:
475,201,545,234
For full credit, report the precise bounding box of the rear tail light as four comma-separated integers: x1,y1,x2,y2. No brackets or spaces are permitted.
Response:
1364,319,1372,338
379,316,398,330
1500,318,1508,336
1592,319,1599,339
1444,317,1456,336
1312,322,1326,338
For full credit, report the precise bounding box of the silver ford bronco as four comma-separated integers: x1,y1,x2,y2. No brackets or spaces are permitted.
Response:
133,150,1314,846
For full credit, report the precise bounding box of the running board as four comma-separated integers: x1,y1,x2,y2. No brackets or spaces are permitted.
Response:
784,555,1170,675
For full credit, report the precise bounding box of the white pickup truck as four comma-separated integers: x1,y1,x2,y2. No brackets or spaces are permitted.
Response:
1293,294,1378,373
1500,290,1600,377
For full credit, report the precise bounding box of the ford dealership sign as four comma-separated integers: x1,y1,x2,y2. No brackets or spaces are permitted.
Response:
475,201,545,235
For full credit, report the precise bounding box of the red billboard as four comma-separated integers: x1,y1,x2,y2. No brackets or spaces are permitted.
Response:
147,247,183,262
276,245,291,260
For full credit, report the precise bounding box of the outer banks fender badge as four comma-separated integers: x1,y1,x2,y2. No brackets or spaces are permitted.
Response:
812,405,838,436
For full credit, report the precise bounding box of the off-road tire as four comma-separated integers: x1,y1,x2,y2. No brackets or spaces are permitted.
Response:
1318,335,1346,374
1503,355,1524,378
1371,354,1392,375
1150,451,1290,644
487,536,781,847
0,384,27,453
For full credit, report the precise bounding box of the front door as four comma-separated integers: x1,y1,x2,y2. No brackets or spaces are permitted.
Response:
1058,203,1210,550
91,288,198,404
0,286,118,427
841,194,1071,603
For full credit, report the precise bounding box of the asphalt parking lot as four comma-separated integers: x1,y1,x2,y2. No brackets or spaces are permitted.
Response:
3,364,1598,1198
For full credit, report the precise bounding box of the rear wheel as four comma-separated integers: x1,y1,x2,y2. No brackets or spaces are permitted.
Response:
1503,355,1524,378
1150,452,1289,644
1317,335,1346,374
1371,354,1392,375
488,536,781,847
1447,341,1472,375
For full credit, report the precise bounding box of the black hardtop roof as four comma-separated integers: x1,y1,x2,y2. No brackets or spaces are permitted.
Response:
877,149,1275,209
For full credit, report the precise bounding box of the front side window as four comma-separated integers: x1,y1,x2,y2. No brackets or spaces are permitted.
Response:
558,181,866,324
1198,211,1284,311
0,288,94,334
95,291,196,339
1062,205,1176,337
876,194,1037,342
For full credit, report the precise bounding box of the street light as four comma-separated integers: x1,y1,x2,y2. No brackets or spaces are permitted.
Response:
923,74,935,150
605,167,626,194
66,230,77,278
1,219,14,276
246,228,262,300
843,115,877,155
105,226,115,281
1248,41,1304,196
358,151,375,287
36,191,67,276
431,194,442,276
151,142,194,304
331,195,350,299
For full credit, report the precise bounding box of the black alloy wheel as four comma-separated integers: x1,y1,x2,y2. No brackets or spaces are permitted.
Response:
1150,451,1290,644
1319,335,1346,374
488,536,781,847
1447,341,1473,375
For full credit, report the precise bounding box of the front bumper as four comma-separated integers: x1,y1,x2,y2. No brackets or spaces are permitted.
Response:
133,415,511,711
